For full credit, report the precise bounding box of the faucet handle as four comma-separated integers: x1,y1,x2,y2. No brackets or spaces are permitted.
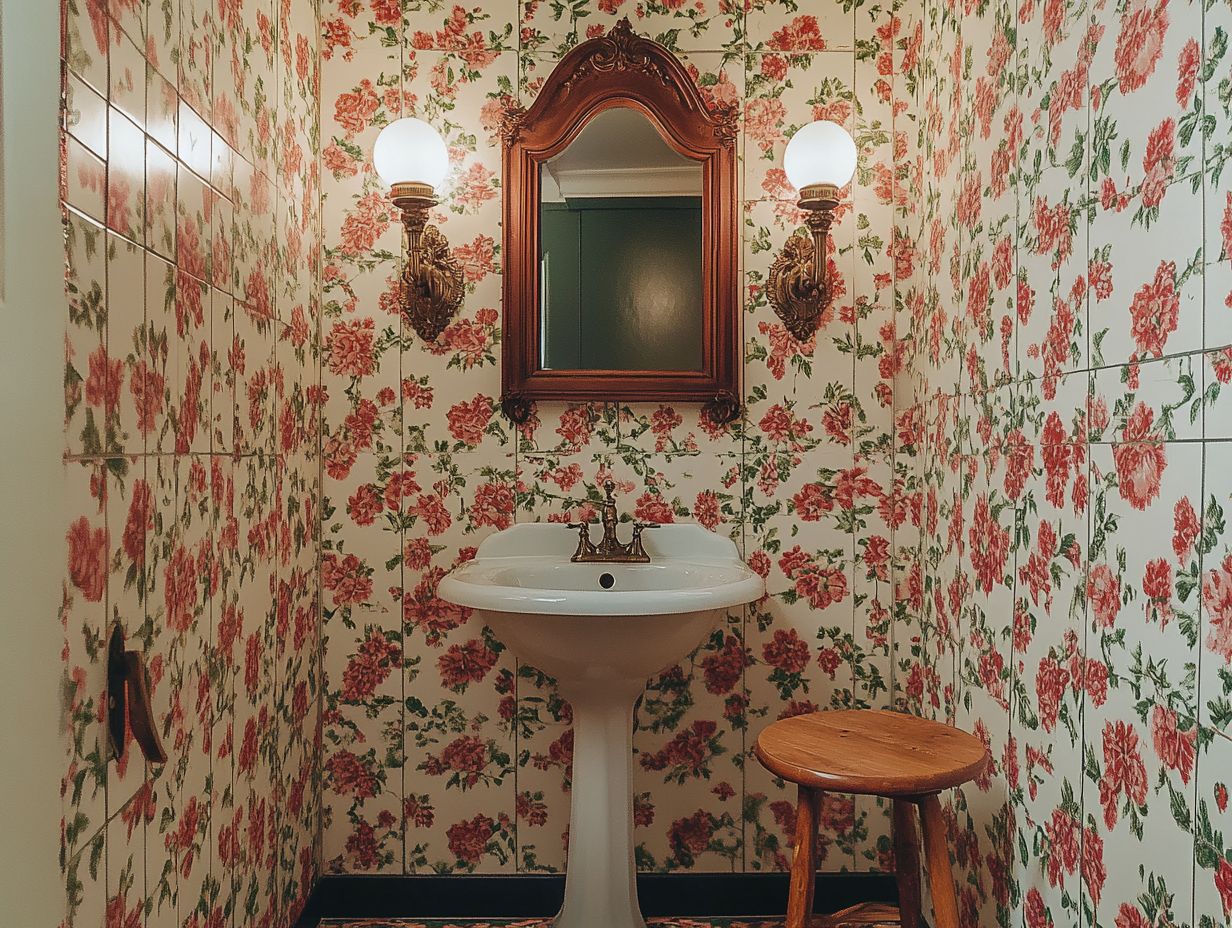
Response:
627,521,657,561
567,520,596,561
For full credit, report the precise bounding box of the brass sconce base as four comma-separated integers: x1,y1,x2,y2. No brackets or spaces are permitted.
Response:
390,181,437,213
796,182,840,212
767,185,840,342
390,183,465,343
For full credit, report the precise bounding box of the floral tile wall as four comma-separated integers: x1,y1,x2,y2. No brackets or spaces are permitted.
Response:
318,0,916,877
58,0,1232,916
902,0,1232,920
60,0,322,926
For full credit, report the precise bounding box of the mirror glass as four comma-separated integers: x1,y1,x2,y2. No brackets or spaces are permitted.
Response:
538,108,704,371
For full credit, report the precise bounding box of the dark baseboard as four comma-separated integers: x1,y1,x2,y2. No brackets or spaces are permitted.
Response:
296,871,898,926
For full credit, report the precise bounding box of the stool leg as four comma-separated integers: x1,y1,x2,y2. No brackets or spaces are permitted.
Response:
918,794,961,928
786,786,821,928
892,798,922,928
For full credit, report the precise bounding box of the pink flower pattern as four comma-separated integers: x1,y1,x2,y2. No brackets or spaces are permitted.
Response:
58,0,1232,922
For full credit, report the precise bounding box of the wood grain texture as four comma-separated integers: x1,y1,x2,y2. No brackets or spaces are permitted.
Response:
815,902,902,926
753,709,989,796
500,19,740,405
891,800,921,928
786,787,821,928
918,795,959,928
752,711,985,928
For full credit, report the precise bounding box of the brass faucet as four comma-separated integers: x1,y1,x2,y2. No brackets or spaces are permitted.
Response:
568,480,658,563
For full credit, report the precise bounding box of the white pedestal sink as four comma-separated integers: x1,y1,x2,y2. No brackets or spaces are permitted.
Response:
438,523,764,928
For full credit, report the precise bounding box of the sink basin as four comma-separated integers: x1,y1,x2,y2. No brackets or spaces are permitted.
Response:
438,523,763,928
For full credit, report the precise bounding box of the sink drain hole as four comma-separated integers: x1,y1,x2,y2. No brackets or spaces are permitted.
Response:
599,572,615,589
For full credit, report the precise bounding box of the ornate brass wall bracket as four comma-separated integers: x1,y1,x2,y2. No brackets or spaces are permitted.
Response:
401,224,464,342
391,182,465,343
768,183,839,342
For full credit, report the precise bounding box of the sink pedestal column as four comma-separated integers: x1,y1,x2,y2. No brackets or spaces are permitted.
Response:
554,682,646,928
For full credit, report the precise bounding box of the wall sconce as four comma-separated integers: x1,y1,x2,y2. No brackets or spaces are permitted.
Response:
768,119,857,342
373,117,465,343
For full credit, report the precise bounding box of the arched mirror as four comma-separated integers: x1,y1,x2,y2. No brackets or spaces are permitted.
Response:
500,20,740,423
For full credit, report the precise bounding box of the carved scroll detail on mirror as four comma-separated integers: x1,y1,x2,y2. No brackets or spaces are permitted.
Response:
548,20,742,143
499,104,528,144
563,18,673,87
710,105,741,142
702,391,742,427
499,391,534,426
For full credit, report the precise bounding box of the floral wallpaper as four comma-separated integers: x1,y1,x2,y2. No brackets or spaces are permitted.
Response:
60,0,323,926
55,0,1232,919
317,0,916,877
899,0,1232,920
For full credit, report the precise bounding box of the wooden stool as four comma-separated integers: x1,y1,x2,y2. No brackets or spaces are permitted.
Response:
753,709,989,928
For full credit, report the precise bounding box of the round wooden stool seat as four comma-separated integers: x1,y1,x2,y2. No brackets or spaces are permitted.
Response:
754,708,989,797
753,709,989,928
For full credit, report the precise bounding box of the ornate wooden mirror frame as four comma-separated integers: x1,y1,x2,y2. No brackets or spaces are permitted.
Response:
499,19,741,425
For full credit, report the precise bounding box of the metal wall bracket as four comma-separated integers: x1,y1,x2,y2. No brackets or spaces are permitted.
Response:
106,623,167,765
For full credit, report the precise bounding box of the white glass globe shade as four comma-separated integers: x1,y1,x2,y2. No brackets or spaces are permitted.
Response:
373,117,450,189
783,120,857,191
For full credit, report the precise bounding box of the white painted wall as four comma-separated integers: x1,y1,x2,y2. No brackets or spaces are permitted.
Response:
0,1,70,923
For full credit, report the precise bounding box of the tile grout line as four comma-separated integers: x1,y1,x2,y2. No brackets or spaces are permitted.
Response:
512,0,523,876
739,10,748,877
400,8,409,879
315,0,328,893
1078,4,1093,919
1189,1,1209,908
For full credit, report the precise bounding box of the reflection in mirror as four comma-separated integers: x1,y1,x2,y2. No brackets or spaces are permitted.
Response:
539,108,703,371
